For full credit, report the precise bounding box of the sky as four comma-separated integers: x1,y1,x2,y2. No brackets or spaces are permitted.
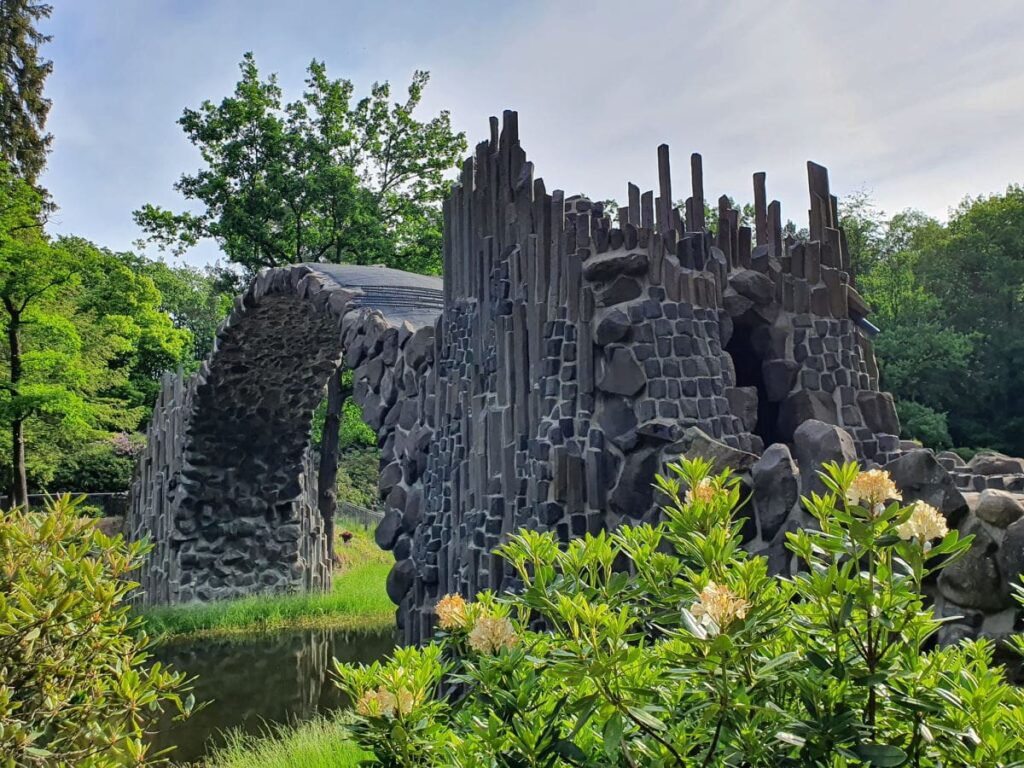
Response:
38,0,1024,268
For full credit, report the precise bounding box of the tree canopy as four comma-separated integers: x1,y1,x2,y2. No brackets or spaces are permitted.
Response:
1,164,203,499
842,186,1024,454
134,54,466,276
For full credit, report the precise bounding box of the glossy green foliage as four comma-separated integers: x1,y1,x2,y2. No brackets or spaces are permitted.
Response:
0,494,192,766
335,459,1024,766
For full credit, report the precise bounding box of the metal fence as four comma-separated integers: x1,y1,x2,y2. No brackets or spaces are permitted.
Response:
335,500,385,529
1,491,129,517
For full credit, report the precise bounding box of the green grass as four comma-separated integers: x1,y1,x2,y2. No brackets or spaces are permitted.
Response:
203,714,368,768
140,561,394,641
139,522,394,641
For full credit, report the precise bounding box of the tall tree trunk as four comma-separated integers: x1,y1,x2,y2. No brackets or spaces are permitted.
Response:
7,306,28,508
318,368,345,564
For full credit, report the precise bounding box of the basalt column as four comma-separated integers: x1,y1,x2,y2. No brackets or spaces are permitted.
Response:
394,112,904,641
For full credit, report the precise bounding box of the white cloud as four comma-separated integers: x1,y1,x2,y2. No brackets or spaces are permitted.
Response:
38,0,1024,265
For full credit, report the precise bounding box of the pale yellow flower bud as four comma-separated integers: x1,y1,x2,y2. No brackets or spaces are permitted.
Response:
896,500,948,546
686,477,718,505
691,581,750,635
468,614,517,654
435,593,468,631
847,469,902,512
354,685,417,718
355,687,397,718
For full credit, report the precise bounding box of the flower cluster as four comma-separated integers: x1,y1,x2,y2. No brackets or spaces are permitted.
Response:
691,581,750,634
355,686,416,718
686,477,718,505
897,500,949,547
111,432,144,457
468,615,517,654
435,593,468,631
847,469,902,512
434,594,518,654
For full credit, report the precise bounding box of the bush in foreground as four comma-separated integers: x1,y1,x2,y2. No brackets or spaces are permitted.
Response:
0,495,192,766
335,459,1024,766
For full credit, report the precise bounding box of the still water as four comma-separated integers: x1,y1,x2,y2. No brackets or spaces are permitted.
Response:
149,628,396,765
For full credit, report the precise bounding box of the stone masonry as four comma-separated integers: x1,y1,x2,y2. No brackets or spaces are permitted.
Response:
126,112,1024,647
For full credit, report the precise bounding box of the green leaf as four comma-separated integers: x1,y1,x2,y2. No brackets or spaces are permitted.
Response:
852,744,908,766
625,706,666,731
554,739,587,764
603,712,623,757
806,651,831,671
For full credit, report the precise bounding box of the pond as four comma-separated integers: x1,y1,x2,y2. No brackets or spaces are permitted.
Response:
149,627,396,765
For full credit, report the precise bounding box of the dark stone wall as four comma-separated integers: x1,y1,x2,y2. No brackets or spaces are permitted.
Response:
393,113,907,643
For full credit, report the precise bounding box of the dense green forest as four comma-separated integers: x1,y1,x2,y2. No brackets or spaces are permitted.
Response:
841,186,1024,454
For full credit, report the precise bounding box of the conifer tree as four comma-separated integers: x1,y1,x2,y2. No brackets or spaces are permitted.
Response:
0,1,53,185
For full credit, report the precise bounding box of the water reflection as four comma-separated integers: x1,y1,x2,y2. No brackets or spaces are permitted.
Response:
150,627,395,765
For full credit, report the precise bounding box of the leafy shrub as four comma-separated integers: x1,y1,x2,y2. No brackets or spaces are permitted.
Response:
335,459,1024,766
336,448,381,510
1,495,192,766
895,400,953,450
46,439,136,493
75,502,105,518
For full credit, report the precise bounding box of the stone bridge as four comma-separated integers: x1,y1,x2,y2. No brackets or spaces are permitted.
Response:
128,112,1024,645
127,263,443,607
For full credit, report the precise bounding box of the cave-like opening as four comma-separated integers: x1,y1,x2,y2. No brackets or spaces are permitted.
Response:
725,323,780,448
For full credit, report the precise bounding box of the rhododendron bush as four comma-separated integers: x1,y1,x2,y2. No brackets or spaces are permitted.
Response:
0,495,192,766
334,460,1024,766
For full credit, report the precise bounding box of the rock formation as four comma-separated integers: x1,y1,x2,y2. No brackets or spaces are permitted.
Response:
126,112,1024,646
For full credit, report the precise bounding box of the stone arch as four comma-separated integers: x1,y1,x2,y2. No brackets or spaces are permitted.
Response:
127,263,442,606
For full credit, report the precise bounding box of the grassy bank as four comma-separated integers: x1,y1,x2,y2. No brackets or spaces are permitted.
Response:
205,715,367,768
140,519,394,641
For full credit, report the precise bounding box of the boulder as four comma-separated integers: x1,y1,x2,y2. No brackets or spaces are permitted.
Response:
975,489,1024,528
728,269,775,306
856,390,900,436
597,395,638,450
778,390,837,442
582,250,648,282
378,461,404,494
936,450,965,470
884,449,968,527
597,346,646,396
403,326,434,371
752,443,800,542
597,276,642,306
722,290,754,318
594,308,631,346
725,386,758,433
609,445,660,519
637,418,684,444
385,558,416,603
792,419,856,498
997,516,1024,590
374,508,403,550
401,487,424,532
937,516,1009,611
665,427,760,475
969,451,1024,476
762,359,800,402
